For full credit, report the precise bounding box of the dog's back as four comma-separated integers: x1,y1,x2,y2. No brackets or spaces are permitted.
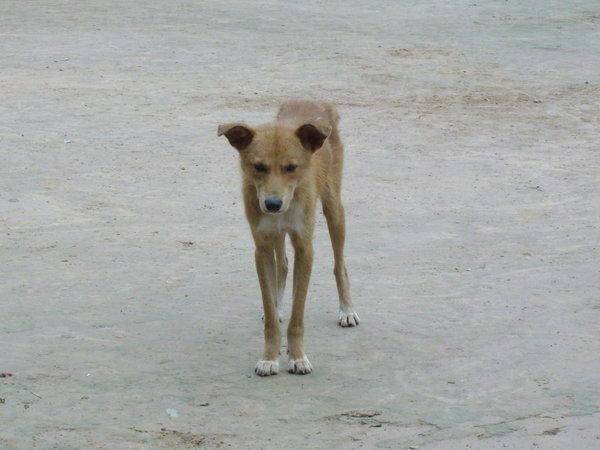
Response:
277,100,339,131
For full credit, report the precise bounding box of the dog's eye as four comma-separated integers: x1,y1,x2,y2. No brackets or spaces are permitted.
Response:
284,164,297,174
254,163,268,173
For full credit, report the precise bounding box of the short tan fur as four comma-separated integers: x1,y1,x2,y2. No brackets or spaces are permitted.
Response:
218,100,359,376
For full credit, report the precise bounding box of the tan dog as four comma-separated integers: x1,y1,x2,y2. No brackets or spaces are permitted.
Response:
218,101,359,376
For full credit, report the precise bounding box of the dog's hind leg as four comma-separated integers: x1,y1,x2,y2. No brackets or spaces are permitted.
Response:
274,232,288,322
322,190,360,327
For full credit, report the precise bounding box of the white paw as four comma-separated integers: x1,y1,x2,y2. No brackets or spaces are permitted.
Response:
255,360,279,376
288,355,313,375
338,308,360,327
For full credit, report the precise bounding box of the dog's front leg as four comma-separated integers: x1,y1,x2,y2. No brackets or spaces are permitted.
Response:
254,240,281,376
287,233,314,374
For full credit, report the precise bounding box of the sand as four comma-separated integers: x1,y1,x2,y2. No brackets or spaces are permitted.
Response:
1,1,599,448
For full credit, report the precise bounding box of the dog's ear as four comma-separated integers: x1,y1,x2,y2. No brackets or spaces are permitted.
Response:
217,123,255,151
295,123,331,152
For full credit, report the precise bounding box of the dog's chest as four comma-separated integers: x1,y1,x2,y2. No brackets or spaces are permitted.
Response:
257,203,304,234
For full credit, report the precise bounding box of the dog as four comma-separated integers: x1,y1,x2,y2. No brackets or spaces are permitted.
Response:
217,100,359,376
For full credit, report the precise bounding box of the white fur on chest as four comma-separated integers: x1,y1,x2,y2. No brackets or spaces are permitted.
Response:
257,202,304,234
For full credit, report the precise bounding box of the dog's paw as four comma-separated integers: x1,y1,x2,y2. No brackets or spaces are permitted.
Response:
338,308,360,327
287,355,313,375
255,360,279,376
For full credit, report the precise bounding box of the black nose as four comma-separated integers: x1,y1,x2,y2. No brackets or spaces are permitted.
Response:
265,197,283,212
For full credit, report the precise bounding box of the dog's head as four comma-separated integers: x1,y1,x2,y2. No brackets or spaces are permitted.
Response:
218,121,330,214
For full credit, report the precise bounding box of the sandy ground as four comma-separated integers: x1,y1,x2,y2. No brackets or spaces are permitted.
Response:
1,1,599,448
